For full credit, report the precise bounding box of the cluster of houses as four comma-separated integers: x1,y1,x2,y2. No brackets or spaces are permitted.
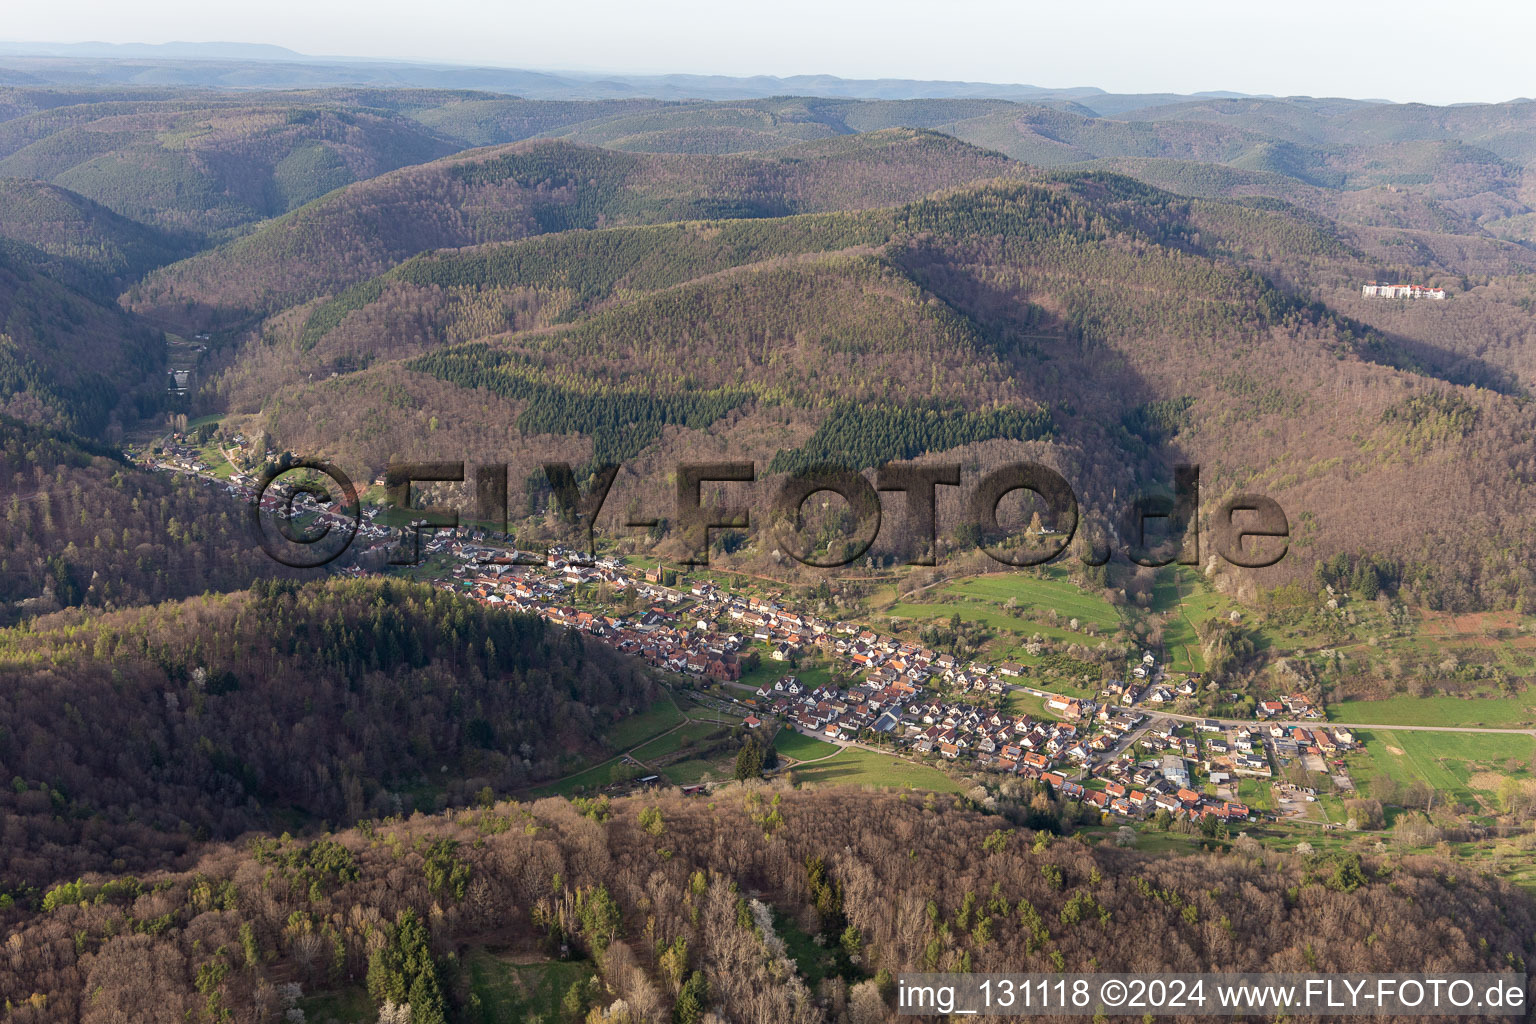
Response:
134,444,407,554
426,552,752,684
748,670,1259,823
1360,282,1447,300
140,439,214,476
338,534,1365,825
415,544,1357,826
1063,757,1252,824
1097,652,1194,706
1266,722,1356,765
1257,693,1323,719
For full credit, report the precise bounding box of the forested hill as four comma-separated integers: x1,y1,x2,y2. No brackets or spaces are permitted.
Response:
126,131,1017,329
0,788,1527,1021
245,172,1536,608
0,417,303,621
0,177,190,284
0,576,657,887
254,171,1372,479
210,209,902,407
0,95,462,236
0,240,166,437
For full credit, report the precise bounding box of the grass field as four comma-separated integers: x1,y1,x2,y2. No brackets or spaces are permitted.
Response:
1079,826,1212,855
1236,778,1276,811
878,568,1129,669
880,565,1248,680
793,664,838,689
604,699,685,750
792,746,963,792
773,730,840,761
528,699,714,796
1328,693,1536,727
183,412,224,431
1350,730,1535,809
1151,569,1228,673
300,986,373,1022
463,951,597,1023
886,596,1109,650
945,570,1122,629
1005,690,1065,720
884,599,1025,632
527,757,632,797
631,720,726,762
194,441,238,480
660,758,727,784
738,658,801,690
771,906,842,985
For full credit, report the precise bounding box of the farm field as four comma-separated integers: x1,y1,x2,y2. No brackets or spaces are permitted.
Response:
1328,693,1536,728
1350,730,1536,810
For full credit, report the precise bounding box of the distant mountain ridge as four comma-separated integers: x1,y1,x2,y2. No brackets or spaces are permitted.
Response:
0,41,1272,105
0,40,307,61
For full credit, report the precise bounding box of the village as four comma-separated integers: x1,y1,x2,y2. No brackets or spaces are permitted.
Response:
135,439,1361,830
416,544,1358,826
423,531,1354,816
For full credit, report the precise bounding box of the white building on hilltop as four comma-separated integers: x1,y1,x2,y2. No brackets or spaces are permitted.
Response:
1361,282,1446,300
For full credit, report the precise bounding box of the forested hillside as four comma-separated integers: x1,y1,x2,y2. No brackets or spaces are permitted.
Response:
0,417,301,619
1125,97,1536,169
215,210,900,406
126,131,1017,328
0,240,165,437
0,788,1526,1022
0,177,189,283
879,175,1536,608
941,100,1536,196
0,577,657,887
404,95,677,147
0,96,461,235
222,172,1357,406
230,170,1536,607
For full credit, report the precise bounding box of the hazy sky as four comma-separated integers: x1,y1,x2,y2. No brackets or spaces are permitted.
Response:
7,0,1533,105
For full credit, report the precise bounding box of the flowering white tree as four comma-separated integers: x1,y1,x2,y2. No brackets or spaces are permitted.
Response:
377,1000,412,1024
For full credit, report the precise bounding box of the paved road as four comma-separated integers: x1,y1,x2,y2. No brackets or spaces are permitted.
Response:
1009,684,1536,736
1153,708,1536,737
